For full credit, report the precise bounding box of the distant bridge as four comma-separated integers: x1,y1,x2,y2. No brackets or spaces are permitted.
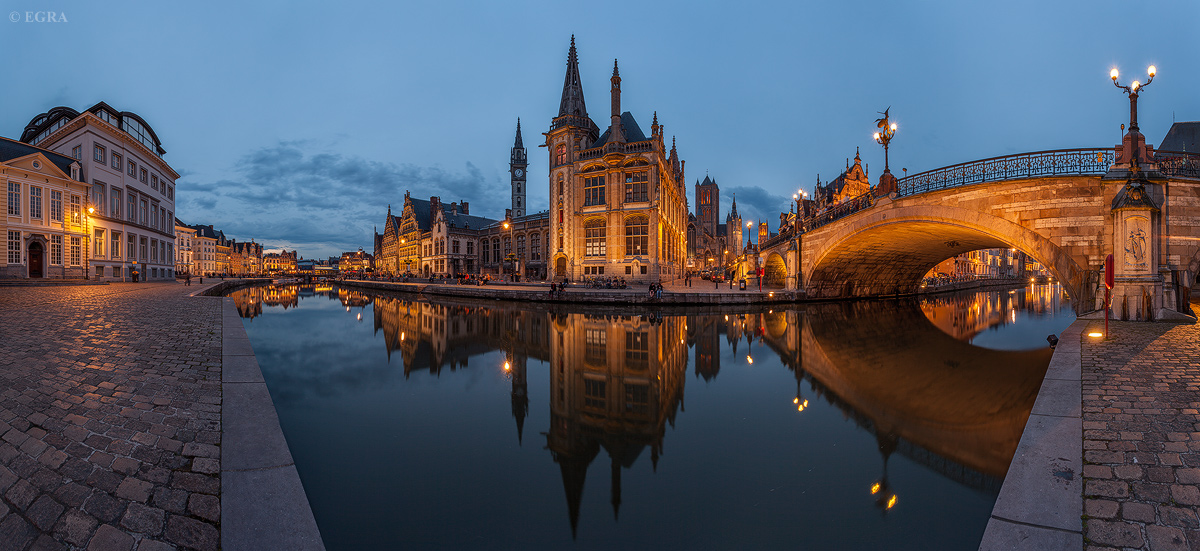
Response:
751,147,1200,319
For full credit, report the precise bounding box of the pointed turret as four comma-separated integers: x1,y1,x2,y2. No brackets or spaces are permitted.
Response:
558,36,588,119
513,118,524,152
609,59,625,144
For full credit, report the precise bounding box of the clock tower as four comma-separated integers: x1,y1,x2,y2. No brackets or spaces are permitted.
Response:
510,118,527,218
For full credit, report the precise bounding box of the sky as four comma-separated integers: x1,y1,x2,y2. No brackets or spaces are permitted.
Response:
4,0,1198,258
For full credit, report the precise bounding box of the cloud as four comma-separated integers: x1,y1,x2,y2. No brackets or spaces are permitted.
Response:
724,185,791,232
178,142,507,257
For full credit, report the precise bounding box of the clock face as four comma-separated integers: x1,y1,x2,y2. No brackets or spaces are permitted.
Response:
514,168,524,178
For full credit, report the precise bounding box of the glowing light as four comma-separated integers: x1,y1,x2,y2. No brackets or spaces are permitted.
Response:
87,206,94,214
1088,332,1104,338
1110,68,1119,80
871,483,881,495
887,495,897,509
356,313,362,321
1148,65,1156,77
768,293,774,298
1132,80,1140,90
873,132,881,140
890,123,897,131
746,355,753,365
400,332,405,341
794,397,799,404
724,315,729,321
503,361,511,371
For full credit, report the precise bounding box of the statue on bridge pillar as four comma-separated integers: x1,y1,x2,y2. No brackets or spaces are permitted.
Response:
1109,173,1164,320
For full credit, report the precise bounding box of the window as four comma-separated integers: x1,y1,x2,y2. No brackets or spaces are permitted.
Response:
70,195,81,225
160,242,165,264
140,168,147,184
530,234,540,260
626,331,649,368
555,145,566,166
110,188,121,218
140,200,147,225
167,185,174,200
128,160,136,178
625,171,648,202
640,265,647,275
151,205,158,229
584,175,604,206
94,229,105,257
466,241,474,255
452,240,460,254
151,174,158,191
91,182,105,216
7,231,20,264
7,183,19,216
111,153,122,171
50,190,62,222
128,234,136,261
585,329,606,364
140,237,147,261
492,240,500,263
72,145,81,160
29,187,42,219
503,237,511,256
69,237,81,266
516,235,525,260
584,379,606,408
166,243,172,263
624,383,649,414
585,219,605,257
94,144,106,163
50,235,62,265
110,231,121,259
625,215,648,256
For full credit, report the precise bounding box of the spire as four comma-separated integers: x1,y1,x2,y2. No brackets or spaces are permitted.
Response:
651,111,659,137
557,36,588,119
609,59,624,144
514,118,523,150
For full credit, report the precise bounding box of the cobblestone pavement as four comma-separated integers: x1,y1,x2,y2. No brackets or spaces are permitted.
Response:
1081,303,1200,551
0,283,221,551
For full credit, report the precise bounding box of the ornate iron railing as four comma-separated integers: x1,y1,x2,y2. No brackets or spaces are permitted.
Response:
801,191,875,233
1154,150,1200,179
897,148,1115,197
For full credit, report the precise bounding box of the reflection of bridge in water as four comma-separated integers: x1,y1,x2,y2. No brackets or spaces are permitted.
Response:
229,285,1055,533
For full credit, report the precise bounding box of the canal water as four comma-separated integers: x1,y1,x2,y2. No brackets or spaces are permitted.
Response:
229,283,1075,550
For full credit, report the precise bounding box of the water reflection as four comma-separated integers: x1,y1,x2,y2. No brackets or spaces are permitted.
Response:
921,283,1069,343
228,284,1068,549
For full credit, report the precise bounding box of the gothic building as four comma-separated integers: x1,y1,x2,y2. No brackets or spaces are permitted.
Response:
546,37,689,282
814,148,871,210
686,175,741,271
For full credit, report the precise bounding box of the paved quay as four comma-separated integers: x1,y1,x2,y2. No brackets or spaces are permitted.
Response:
0,282,321,551
1078,307,1200,551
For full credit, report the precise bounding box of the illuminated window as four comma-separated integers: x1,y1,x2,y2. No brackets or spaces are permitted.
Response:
585,328,606,365
7,183,19,216
69,236,81,266
50,190,62,222
7,231,20,264
625,215,648,256
585,219,605,257
29,187,42,219
556,145,566,165
50,235,62,265
584,379,606,408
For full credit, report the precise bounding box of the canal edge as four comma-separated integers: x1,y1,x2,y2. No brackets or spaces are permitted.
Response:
978,319,1086,551
217,295,326,550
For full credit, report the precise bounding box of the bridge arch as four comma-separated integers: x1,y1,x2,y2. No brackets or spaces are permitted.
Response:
763,252,787,288
804,204,1096,307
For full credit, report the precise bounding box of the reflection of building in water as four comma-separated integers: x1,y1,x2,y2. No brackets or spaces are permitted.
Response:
546,312,688,536
921,284,1067,340
229,284,303,319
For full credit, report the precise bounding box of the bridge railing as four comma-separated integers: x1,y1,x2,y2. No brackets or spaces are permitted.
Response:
1154,150,1200,179
896,148,1115,196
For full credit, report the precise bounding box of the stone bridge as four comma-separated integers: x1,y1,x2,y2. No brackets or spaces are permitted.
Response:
752,144,1200,320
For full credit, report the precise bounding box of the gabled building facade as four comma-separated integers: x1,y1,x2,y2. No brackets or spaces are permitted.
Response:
545,37,689,283
1,137,88,279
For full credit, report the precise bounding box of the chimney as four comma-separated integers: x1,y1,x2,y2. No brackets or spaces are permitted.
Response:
505,208,512,220
461,201,469,215
451,202,458,216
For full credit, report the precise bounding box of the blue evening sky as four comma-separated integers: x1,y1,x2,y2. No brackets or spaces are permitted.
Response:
3,1,1197,258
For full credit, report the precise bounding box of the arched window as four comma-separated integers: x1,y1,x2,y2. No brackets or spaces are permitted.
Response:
482,239,489,263
517,235,526,260
585,219,606,257
556,145,566,166
626,215,648,256
492,239,500,264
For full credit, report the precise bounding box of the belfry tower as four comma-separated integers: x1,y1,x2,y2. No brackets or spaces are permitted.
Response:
511,118,527,218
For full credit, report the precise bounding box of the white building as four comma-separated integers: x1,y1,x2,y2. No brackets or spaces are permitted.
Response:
175,220,196,276
21,102,179,281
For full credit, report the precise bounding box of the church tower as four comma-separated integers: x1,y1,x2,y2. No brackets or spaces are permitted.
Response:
726,195,742,252
547,36,600,276
696,175,720,236
511,118,527,218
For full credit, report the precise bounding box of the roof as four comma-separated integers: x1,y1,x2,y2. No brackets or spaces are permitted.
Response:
407,198,498,231
0,136,78,179
592,112,649,148
1159,121,1200,153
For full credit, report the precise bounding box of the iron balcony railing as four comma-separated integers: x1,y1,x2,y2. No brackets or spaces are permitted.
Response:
896,148,1116,196
1155,150,1200,179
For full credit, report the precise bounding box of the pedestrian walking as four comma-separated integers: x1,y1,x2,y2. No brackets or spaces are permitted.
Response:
186,273,191,286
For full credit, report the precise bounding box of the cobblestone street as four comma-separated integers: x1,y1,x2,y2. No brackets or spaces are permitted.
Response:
0,283,221,551
1082,304,1200,551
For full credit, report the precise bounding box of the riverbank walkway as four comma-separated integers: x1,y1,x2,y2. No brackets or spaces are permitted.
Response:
0,282,321,551
1078,309,1200,550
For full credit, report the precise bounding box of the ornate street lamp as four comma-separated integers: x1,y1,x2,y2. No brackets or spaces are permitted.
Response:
873,108,897,175
85,201,94,280
1110,65,1156,134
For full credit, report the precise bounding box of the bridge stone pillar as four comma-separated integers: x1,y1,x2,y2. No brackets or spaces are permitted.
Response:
785,247,798,291
1109,177,1164,321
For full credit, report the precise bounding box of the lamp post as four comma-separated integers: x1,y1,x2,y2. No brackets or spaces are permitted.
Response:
1110,65,1156,134
792,189,807,291
85,201,94,280
873,108,897,175
502,221,514,281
